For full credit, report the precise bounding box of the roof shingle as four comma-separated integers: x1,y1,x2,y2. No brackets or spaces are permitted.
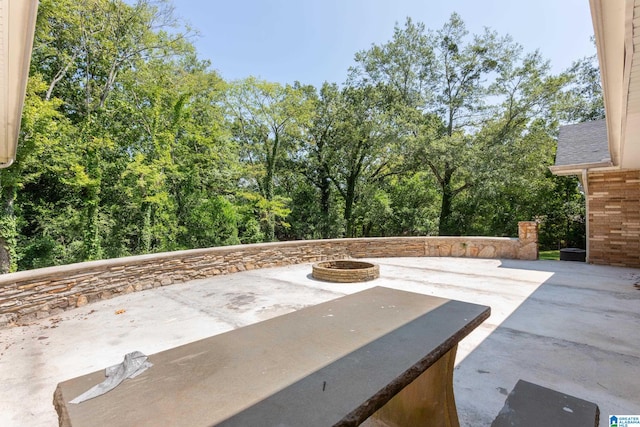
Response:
555,119,610,167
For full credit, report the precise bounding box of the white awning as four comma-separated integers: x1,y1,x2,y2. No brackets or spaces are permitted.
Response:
0,0,39,168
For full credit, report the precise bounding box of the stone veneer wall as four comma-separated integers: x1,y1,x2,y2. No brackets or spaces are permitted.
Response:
588,170,640,267
0,222,538,325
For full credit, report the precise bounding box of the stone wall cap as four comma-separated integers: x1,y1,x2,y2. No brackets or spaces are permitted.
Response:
0,236,521,286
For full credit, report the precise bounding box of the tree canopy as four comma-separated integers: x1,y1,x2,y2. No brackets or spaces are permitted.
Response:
0,0,598,272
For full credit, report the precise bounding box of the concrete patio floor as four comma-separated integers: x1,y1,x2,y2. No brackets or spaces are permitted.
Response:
0,257,639,426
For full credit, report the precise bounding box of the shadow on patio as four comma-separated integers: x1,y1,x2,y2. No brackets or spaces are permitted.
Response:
453,259,640,426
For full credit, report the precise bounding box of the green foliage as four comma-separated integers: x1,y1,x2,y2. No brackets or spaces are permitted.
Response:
226,78,313,240
237,192,291,242
349,14,575,237
6,4,595,271
536,175,586,249
384,173,440,236
181,196,240,248
0,213,19,273
557,47,605,123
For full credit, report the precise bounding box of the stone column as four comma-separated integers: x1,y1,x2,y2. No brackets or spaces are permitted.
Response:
517,221,538,260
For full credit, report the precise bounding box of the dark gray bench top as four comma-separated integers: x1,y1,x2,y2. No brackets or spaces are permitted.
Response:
492,380,600,427
54,286,490,427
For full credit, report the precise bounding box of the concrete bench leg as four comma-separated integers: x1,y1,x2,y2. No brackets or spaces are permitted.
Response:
366,345,460,427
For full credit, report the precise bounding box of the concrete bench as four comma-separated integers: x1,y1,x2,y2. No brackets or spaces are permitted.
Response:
492,380,600,427
54,286,490,427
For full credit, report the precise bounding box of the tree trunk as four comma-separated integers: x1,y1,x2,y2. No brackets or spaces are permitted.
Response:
141,203,152,253
262,134,277,242
344,175,357,238
0,237,11,274
83,147,102,260
84,186,101,260
319,172,331,238
264,211,275,242
438,167,455,236
438,183,454,236
262,164,276,242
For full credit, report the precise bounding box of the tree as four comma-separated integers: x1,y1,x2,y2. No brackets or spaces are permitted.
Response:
14,0,236,269
108,52,235,255
292,83,345,239
350,15,498,234
350,14,567,236
322,86,397,237
0,76,73,272
226,78,313,241
32,0,193,259
557,46,604,123
5,5,599,271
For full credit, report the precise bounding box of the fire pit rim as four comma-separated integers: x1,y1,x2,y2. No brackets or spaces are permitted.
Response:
312,259,380,283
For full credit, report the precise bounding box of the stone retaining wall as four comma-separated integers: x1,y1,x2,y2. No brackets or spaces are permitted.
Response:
0,222,538,326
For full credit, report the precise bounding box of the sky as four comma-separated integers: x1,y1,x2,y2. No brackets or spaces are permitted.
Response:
172,0,596,88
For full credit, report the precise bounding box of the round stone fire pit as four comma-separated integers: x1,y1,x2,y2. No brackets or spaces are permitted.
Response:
312,260,379,283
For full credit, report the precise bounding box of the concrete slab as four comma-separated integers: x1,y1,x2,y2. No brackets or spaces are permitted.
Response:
0,257,638,426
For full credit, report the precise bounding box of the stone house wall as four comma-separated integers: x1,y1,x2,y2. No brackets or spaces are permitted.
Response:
0,222,538,326
588,170,640,267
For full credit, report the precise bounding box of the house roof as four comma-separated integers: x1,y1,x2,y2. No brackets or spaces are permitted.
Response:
550,119,613,175
555,120,610,165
